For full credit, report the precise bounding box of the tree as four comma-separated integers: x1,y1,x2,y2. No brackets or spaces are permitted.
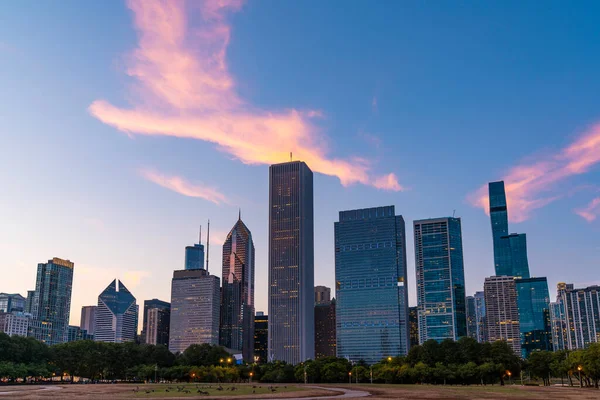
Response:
583,343,600,388
528,351,553,386
180,344,231,366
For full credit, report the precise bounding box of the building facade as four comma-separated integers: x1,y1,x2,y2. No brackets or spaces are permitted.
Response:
0,293,26,313
484,276,521,355
254,312,268,363
80,305,97,336
315,286,331,306
473,291,487,343
143,299,170,346
94,279,138,343
335,206,409,364
29,258,74,345
408,306,419,348
0,312,31,337
550,301,568,351
220,216,255,362
414,217,467,343
185,243,205,271
558,284,600,349
315,297,336,359
25,290,35,314
516,277,552,357
466,296,477,340
67,325,93,342
268,161,314,364
169,268,220,353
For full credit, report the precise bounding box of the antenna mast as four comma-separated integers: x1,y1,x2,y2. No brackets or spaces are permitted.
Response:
199,225,202,245
206,219,210,272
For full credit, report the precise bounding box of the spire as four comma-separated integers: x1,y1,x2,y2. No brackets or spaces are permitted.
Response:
238,208,241,221
199,224,202,245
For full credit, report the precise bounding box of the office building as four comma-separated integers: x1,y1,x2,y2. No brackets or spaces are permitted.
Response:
315,286,331,306
516,277,552,357
473,291,487,343
550,301,567,351
408,306,419,348
268,161,314,364
185,241,205,271
0,311,31,337
254,312,268,363
67,325,93,342
220,215,255,362
558,284,600,349
414,217,467,343
466,296,477,340
484,276,521,355
80,306,97,336
169,268,220,353
29,258,74,345
315,297,336,359
94,279,138,343
143,299,170,346
25,290,35,314
335,206,409,364
0,293,26,313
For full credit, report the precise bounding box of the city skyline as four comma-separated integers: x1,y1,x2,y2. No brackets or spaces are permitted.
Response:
2,0,600,330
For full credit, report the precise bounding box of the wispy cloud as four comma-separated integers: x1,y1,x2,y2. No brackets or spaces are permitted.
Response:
140,168,228,205
468,122,600,222
89,0,403,191
575,197,600,222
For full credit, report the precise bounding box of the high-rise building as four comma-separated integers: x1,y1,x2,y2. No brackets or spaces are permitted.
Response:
268,161,314,364
408,306,419,348
558,284,600,349
169,268,220,353
484,276,521,355
94,279,138,343
315,295,336,359
29,258,74,345
0,293,26,313
67,325,93,342
185,243,205,271
414,217,467,343
473,291,487,343
25,290,35,314
550,301,567,351
466,296,477,340
0,312,31,337
80,306,97,336
254,312,268,364
515,277,552,357
335,206,409,364
142,299,170,346
220,215,255,362
315,286,331,306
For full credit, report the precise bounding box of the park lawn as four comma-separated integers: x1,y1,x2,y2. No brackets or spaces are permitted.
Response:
131,383,305,397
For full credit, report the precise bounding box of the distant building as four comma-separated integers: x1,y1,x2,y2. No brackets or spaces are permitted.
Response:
143,299,170,346
558,283,600,349
185,243,205,271
29,258,74,345
268,161,314,364
315,286,331,306
67,325,93,342
466,296,477,340
516,277,552,357
315,297,336,359
0,293,26,313
335,206,409,364
408,306,419,348
80,306,97,336
473,291,487,343
0,312,31,337
220,215,255,362
414,217,467,343
95,279,138,343
484,276,521,356
550,301,567,351
169,268,220,353
253,312,268,363
25,290,35,314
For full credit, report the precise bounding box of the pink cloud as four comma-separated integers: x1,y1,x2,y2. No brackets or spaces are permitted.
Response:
575,197,600,222
89,0,402,191
140,168,228,205
468,123,600,222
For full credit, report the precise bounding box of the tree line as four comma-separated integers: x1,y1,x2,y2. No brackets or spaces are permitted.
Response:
1,333,599,388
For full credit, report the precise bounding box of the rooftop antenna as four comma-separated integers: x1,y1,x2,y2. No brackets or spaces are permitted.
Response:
199,225,202,245
238,208,241,221
453,209,456,218
206,219,210,272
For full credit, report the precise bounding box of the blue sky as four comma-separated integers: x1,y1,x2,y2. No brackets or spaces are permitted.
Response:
1,0,599,327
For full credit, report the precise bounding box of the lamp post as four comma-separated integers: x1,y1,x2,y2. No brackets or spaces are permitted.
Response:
370,366,373,384
249,372,253,383
387,357,392,362
578,366,583,388
349,371,352,384
507,371,512,385
154,364,158,383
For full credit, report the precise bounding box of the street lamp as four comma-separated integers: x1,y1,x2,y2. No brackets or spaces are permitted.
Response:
348,371,352,384
387,357,392,362
220,358,224,364
227,358,232,364
506,371,512,385
249,372,253,383
577,366,583,388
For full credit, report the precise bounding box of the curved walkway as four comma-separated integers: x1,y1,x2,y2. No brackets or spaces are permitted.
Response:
284,385,370,400
0,385,62,396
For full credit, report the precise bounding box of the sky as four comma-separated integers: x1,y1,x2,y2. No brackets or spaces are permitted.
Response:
1,0,599,330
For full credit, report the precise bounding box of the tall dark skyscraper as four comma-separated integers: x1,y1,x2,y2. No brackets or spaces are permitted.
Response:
268,161,314,364
314,286,336,359
408,306,419,348
220,215,255,362
142,299,170,346
94,279,138,343
335,206,409,364
414,217,467,343
29,258,74,345
253,312,268,364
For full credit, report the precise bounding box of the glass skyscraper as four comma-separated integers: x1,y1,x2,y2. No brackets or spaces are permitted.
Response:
185,243,205,270
29,258,74,345
0,293,25,313
473,291,487,343
414,217,467,343
94,279,138,343
550,300,568,351
335,206,409,364
466,296,477,340
515,277,552,357
268,161,314,364
142,299,170,346
220,215,255,362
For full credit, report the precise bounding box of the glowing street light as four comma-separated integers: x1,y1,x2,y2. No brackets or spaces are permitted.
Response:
387,357,392,362
578,365,583,388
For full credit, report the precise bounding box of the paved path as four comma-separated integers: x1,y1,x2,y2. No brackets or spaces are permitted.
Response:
284,385,370,399
0,385,62,396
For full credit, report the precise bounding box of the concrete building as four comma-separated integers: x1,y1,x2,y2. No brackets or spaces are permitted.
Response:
315,286,331,306
558,283,600,349
484,276,521,355
0,312,31,337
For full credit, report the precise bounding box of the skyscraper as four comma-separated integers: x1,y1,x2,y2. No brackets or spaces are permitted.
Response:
484,276,521,355
473,291,487,343
268,161,314,364
414,217,467,343
220,215,255,362
0,293,26,313
29,258,74,345
515,277,552,357
25,290,35,314
558,284,600,349
185,242,205,271
254,312,268,364
142,299,170,346
466,296,477,340
314,287,336,359
94,279,138,343
80,305,97,336
408,306,419,348
169,268,220,353
315,286,331,306
549,301,567,351
335,206,409,363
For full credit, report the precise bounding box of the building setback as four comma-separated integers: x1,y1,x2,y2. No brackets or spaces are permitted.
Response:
253,312,268,363
414,217,467,343
484,276,521,355
29,258,74,345
335,206,409,364
314,286,336,359
143,299,170,346
80,305,97,336
94,279,138,343
220,215,255,362
268,161,314,364
558,283,600,349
